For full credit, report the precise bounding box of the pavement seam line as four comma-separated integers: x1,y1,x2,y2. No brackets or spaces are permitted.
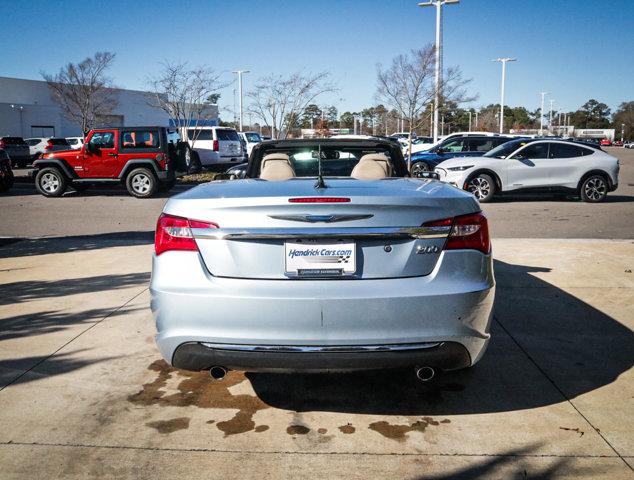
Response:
0,441,623,459
0,286,148,393
493,314,633,473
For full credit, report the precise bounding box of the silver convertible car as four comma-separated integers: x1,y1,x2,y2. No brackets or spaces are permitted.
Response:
150,138,495,381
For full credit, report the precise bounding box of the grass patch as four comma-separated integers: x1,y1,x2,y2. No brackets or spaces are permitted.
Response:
179,172,220,183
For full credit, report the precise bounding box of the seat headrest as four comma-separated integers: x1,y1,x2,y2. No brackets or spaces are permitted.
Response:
260,153,295,181
351,155,390,180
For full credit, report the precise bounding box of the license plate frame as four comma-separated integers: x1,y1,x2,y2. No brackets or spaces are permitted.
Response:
285,240,356,277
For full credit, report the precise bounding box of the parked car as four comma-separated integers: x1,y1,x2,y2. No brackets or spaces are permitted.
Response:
600,139,612,146
0,149,14,192
26,137,71,159
151,138,495,381
408,135,515,177
238,131,263,157
612,140,623,147
66,137,84,150
0,136,30,168
407,136,435,154
434,138,619,203
32,126,187,198
261,135,272,141
184,126,243,167
224,162,248,179
624,141,634,149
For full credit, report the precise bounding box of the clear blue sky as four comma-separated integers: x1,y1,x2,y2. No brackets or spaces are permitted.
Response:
1,0,632,117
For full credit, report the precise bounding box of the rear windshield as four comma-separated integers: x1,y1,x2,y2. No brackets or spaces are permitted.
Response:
1,137,26,145
260,147,395,178
188,129,212,141
245,132,262,143
49,138,69,145
216,129,240,141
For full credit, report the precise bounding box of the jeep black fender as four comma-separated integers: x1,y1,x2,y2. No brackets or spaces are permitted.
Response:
118,159,161,180
32,158,77,179
464,169,503,192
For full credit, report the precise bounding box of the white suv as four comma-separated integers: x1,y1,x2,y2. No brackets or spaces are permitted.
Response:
184,126,242,166
435,138,619,203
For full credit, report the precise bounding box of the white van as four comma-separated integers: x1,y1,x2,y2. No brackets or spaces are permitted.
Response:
185,126,242,166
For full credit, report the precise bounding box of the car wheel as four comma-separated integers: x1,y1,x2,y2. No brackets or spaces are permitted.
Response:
411,162,430,177
466,173,495,203
0,170,14,192
35,167,67,197
580,175,608,203
126,168,157,198
190,151,202,174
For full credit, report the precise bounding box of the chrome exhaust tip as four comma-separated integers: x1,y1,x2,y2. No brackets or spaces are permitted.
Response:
415,366,435,382
209,366,227,380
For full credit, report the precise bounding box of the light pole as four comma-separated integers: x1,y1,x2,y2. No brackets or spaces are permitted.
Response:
492,58,516,134
549,99,555,133
538,92,548,136
475,111,478,130
10,104,24,137
622,123,625,143
468,110,472,132
232,70,250,131
419,0,459,143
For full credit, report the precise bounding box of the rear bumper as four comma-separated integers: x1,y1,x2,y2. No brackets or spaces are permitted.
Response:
172,341,471,372
151,249,495,373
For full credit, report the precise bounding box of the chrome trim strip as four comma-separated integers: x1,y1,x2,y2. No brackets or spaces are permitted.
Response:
192,226,451,240
268,213,374,223
199,342,441,353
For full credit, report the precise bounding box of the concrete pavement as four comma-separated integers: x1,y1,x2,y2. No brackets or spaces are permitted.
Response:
0,237,632,478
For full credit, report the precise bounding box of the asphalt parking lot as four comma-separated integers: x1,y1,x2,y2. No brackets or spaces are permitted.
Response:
1,147,633,240
0,148,633,478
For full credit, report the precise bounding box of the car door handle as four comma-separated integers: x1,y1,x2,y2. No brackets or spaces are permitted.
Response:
108,153,118,157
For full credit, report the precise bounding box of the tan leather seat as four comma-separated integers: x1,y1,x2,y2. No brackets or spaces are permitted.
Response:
260,153,295,181
350,153,391,180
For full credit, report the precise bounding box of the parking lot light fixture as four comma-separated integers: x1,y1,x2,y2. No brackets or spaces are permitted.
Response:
538,92,548,136
418,0,460,143
232,70,250,132
492,58,516,134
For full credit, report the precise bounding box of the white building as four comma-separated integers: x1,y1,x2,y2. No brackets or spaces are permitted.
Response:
0,76,218,138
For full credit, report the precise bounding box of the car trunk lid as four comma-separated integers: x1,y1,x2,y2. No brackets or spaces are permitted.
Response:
165,178,480,280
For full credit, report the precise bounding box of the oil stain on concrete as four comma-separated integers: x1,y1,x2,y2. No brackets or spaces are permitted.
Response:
146,417,190,434
128,360,270,437
369,417,451,442
338,423,355,434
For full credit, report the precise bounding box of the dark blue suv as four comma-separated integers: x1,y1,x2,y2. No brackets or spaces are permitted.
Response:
408,134,514,177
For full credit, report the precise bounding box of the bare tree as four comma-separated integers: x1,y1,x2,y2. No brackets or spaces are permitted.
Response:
376,44,475,169
247,72,337,139
146,61,228,147
42,52,118,134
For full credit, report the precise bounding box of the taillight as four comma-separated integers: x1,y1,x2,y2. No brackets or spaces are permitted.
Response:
424,212,490,254
45,140,53,150
289,197,351,203
154,213,218,255
212,140,219,151
0,140,4,149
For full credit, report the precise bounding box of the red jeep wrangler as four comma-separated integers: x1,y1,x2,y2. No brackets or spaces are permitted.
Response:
32,127,186,198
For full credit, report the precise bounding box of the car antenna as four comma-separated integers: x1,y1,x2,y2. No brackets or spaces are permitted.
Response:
315,143,327,189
